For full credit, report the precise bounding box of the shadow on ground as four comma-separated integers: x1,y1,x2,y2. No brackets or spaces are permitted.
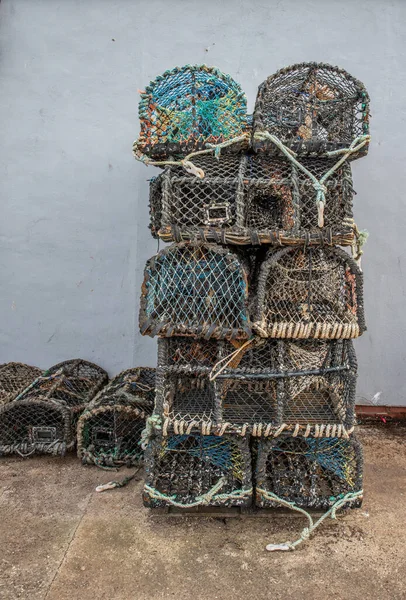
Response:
0,424,405,600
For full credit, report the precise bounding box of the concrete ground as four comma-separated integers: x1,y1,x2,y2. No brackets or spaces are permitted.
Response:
0,423,405,600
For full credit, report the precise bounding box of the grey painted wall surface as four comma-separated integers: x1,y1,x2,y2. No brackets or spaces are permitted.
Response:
0,0,405,405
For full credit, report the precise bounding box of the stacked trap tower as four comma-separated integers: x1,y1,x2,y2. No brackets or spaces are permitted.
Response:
133,63,370,530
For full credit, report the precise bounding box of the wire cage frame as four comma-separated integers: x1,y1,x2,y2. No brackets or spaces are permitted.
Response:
253,246,365,339
143,432,252,508
0,359,108,457
0,362,42,405
255,434,363,510
77,367,156,468
252,62,370,159
134,64,248,160
149,152,356,247
156,337,357,437
139,243,252,340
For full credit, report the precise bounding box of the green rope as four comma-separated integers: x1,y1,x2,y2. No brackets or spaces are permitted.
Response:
133,133,249,178
256,488,363,552
253,132,371,227
145,478,253,508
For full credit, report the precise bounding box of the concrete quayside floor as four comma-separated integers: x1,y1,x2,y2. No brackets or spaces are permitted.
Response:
0,423,405,600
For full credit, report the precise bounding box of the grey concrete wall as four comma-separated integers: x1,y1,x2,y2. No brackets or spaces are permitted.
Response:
0,0,405,405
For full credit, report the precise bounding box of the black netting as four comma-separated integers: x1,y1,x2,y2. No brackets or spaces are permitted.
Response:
157,373,216,433
253,62,370,157
0,362,42,405
135,65,248,159
77,368,155,467
255,435,363,510
150,154,355,246
143,433,252,508
254,246,365,338
0,399,72,457
139,243,252,340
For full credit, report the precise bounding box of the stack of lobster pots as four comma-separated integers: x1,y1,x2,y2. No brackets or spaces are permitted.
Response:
134,63,370,517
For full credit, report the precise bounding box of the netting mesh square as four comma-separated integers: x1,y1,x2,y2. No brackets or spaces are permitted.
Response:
0,359,108,457
139,243,252,340
157,372,216,435
253,246,365,339
0,362,42,405
157,337,221,372
143,433,252,508
77,368,156,468
150,154,355,247
134,65,248,159
255,435,363,510
253,62,370,157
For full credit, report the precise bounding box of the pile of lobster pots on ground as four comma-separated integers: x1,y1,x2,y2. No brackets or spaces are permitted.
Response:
0,360,155,468
135,62,369,512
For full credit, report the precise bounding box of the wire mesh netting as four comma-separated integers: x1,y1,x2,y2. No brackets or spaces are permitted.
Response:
140,243,252,340
157,372,216,435
143,433,252,508
77,367,156,467
0,362,42,405
156,338,356,435
253,246,365,339
253,62,370,158
0,399,73,457
255,435,363,510
277,340,357,432
149,153,355,246
0,359,108,457
135,65,248,159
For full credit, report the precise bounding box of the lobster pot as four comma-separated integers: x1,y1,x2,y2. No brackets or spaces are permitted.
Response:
134,64,248,159
255,435,363,510
143,433,252,508
253,246,365,339
150,155,355,247
139,243,252,340
0,398,73,457
278,340,357,433
77,368,155,467
0,362,42,405
253,62,370,158
18,359,108,415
